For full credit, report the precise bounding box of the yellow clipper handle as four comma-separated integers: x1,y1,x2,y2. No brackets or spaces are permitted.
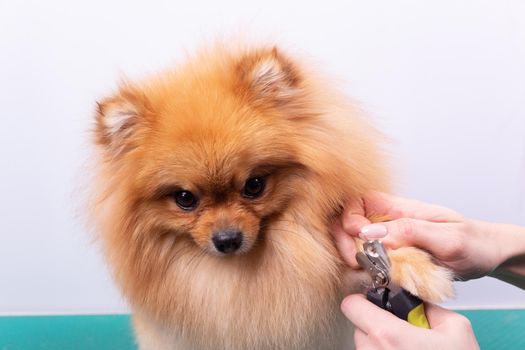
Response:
407,302,430,329
366,288,431,329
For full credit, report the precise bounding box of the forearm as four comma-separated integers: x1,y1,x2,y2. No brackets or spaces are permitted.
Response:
488,223,525,289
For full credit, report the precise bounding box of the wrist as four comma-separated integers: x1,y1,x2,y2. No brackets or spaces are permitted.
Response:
487,223,525,277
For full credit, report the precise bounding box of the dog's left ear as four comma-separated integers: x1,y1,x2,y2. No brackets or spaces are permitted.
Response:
235,47,303,109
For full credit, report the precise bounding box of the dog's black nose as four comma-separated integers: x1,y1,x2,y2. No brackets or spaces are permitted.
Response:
212,230,243,254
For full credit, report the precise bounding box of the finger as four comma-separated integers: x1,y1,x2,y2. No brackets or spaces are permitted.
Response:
341,198,371,237
424,302,455,326
354,327,369,348
342,213,372,238
363,219,461,258
332,221,360,268
341,294,404,334
424,303,471,330
363,192,464,223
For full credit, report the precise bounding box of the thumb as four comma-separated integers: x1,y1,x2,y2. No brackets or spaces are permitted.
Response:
341,198,371,237
424,302,457,326
424,303,473,331
332,221,360,268
341,294,406,334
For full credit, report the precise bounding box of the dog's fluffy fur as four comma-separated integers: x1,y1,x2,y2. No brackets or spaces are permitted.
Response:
91,43,453,349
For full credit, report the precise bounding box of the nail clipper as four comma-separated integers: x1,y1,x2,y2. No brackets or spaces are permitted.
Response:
356,240,430,328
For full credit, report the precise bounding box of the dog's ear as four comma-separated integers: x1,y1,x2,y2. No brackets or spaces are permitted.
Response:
94,86,151,156
235,47,303,109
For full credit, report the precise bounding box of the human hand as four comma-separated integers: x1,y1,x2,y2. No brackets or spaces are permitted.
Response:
341,294,479,350
333,192,510,280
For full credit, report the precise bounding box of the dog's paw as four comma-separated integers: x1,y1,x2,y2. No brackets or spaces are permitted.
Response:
388,247,454,302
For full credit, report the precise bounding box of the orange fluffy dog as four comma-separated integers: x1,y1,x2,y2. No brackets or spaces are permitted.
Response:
91,43,453,349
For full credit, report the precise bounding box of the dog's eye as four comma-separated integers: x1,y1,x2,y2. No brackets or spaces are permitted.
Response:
242,177,266,199
174,190,198,210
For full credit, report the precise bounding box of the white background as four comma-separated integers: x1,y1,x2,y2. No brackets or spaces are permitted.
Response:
1,0,524,314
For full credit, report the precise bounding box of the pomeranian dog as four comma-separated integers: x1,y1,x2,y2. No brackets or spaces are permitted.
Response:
91,43,453,349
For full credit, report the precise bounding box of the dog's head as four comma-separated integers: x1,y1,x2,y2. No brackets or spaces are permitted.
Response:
94,47,323,257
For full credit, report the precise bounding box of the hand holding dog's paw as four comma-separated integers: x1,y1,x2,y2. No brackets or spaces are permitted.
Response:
388,247,454,302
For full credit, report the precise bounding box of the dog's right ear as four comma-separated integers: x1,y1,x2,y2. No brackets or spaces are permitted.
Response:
94,86,151,156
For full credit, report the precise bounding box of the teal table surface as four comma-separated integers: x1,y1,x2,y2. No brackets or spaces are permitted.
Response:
1,310,524,349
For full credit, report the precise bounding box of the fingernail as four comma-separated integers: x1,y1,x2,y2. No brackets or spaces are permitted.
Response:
359,224,388,239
